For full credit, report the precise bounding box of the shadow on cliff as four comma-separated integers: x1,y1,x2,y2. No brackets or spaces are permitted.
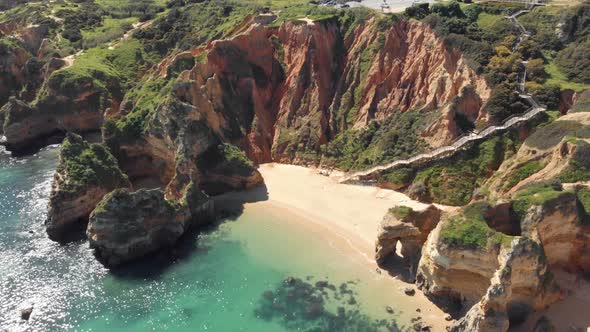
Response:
108,184,269,279
378,254,415,284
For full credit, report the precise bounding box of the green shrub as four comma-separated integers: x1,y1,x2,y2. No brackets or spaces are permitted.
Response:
441,202,512,249
410,135,516,206
325,110,429,171
389,206,413,220
58,134,129,193
571,91,590,113
382,167,416,187
555,39,590,84
512,182,565,219
525,120,590,150
197,143,255,177
503,161,544,190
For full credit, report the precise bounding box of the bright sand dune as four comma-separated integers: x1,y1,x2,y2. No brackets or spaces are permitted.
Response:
227,163,453,330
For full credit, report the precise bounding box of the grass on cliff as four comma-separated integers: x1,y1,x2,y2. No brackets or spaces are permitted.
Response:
197,143,255,177
576,187,590,225
324,110,430,171
571,92,590,113
511,182,566,219
59,134,129,194
441,201,513,250
37,37,157,109
544,56,590,92
389,206,413,220
557,140,590,183
503,161,545,191
525,120,590,150
407,134,518,206
81,16,138,48
104,77,175,146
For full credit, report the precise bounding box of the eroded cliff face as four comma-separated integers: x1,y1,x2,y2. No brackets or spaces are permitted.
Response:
87,188,213,266
1,68,120,152
375,205,442,276
451,237,561,332
409,189,589,330
272,17,491,161
522,192,590,275
31,13,490,265
45,134,130,242
416,221,503,311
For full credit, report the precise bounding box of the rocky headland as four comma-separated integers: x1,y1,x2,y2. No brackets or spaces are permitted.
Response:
1,0,589,330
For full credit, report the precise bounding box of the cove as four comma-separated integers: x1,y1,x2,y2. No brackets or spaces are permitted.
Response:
0,146,425,331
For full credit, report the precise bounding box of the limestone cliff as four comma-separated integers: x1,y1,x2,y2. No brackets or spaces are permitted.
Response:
451,237,561,332
484,112,590,198
1,67,121,152
87,188,213,266
416,220,503,311
117,15,491,173
375,205,441,275
522,192,590,275
45,134,130,242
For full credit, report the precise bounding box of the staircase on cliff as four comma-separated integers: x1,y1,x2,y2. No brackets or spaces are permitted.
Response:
339,6,546,184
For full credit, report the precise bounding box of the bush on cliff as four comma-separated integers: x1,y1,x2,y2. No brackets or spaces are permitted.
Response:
511,182,565,220
441,201,513,249
197,143,256,177
406,134,517,206
555,39,590,84
324,110,428,171
58,134,129,194
503,161,545,191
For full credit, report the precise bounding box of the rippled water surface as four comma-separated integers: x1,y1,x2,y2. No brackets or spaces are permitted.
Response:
0,146,403,331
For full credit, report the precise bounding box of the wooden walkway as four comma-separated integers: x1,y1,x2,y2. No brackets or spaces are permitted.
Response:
340,6,544,184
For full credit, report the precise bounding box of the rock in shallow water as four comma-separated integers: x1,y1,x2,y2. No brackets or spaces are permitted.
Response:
86,188,211,266
20,306,33,320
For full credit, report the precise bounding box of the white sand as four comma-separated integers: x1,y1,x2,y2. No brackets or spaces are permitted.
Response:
258,163,442,244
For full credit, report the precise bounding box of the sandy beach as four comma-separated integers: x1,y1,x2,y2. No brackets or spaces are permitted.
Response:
218,163,452,330
247,164,590,332
258,163,440,244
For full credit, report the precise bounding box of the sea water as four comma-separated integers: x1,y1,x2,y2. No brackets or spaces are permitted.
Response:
0,146,409,332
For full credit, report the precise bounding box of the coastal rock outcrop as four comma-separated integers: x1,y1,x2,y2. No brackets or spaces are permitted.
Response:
375,205,441,273
46,134,130,242
416,220,503,312
521,192,590,275
451,237,561,332
87,187,212,266
2,64,121,153
0,39,30,106
197,143,265,195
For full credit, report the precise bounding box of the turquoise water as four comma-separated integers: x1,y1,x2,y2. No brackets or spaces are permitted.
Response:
0,146,403,331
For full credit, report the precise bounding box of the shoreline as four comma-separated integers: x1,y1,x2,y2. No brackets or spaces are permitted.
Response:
218,163,452,330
